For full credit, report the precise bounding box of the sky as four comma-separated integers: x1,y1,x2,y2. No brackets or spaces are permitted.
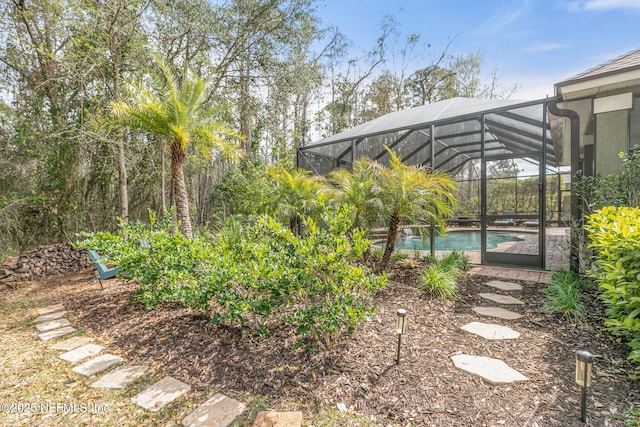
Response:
316,0,640,100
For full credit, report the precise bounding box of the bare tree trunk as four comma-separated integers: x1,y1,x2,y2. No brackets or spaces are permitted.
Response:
110,4,128,223
117,132,129,222
161,144,166,214
170,143,192,237
377,213,400,273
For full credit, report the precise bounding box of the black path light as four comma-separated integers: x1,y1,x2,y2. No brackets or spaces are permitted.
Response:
396,309,407,364
575,350,593,422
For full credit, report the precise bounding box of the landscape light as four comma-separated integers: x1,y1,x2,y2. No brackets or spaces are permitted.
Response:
575,350,593,422
396,308,407,364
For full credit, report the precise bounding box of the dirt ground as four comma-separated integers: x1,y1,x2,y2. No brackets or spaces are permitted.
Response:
16,263,640,426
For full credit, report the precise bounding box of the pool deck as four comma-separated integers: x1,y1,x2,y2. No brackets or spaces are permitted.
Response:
467,265,552,283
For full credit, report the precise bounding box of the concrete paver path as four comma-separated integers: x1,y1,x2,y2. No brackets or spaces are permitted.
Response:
34,311,67,323
59,344,105,363
35,318,71,332
38,326,76,341
72,354,123,376
92,364,148,389
451,354,528,385
460,322,521,340
37,304,65,315
181,393,246,427
478,293,525,305
131,376,191,412
472,306,523,320
49,336,95,351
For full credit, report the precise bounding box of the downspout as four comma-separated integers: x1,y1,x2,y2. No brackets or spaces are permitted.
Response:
547,98,581,273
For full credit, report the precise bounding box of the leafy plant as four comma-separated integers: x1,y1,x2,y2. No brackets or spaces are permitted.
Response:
417,252,468,300
391,252,409,261
265,166,330,235
540,269,586,323
76,206,386,350
110,56,244,237
586,206,640,366
419,264,458,300
622,406,640,426
439,250,469,272
372,148,457,273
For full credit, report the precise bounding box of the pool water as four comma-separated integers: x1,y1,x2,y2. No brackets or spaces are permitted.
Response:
388,230,524,251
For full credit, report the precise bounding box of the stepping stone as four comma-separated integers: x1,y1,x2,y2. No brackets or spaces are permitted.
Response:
479,293,524,305
472,306,522,320
49,336,95,351
38,326,77,341
59,344,105,363
34,311,67,323
451,354,528,385
92,364,148,389
37,304,65,315
181,393,246,427
131,376,191,412
485,280,522,291
253,411,303,427
72,354,123,376
35,318,71,332
460,322,521,340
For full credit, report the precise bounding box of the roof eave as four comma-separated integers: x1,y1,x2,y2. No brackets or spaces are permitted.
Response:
555,68,640,100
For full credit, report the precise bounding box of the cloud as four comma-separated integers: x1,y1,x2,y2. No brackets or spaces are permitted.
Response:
479,0,532,34
584,0,640,10
524,43,567,53
560,0,640,11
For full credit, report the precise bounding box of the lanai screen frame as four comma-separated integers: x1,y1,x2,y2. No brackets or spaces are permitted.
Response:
298,97,568,269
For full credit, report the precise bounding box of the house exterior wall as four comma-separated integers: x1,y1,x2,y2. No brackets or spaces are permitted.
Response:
595,109,628,175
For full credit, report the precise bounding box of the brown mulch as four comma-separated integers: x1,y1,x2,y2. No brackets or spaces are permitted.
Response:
23,264,640,426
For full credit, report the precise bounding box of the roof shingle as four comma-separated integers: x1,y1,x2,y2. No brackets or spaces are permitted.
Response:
557,47,640,86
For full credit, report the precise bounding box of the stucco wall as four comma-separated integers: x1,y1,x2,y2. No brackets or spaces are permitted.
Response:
596,110,628,175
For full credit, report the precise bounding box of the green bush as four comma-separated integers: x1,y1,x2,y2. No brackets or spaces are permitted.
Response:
76,211,211,309
439,250,469,272
419,264,458,300
417,251,468,300
76,206,386,349
205,206,386,348
585,206,640,366
540,269,586,323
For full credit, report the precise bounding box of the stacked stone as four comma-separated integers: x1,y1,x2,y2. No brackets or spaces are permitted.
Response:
1,243,91,288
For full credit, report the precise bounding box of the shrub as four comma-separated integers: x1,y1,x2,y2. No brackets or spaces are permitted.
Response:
205,206,386,348
417,252,468,300
540,269,586,323
76,210,211,309
419,264,458,300
585,206,640,366
439,250,469,272
76,206,386,349
391,252,409,261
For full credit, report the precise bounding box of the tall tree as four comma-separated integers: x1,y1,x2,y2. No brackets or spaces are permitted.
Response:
406,52,516,106
111,58,244,237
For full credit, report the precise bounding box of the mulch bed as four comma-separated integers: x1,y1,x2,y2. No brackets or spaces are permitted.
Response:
26,263,640,426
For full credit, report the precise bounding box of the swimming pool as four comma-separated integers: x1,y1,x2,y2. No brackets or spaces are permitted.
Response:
385,230,524,251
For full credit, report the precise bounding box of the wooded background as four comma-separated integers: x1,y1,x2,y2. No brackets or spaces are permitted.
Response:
0,0,514,257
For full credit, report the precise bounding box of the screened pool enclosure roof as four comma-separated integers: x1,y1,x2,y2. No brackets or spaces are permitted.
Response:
298,97,555,175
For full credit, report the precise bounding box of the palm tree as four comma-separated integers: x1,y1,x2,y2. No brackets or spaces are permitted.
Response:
328,156,383,235
373,148,457,273
111,57,243,237
266,166,330,235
